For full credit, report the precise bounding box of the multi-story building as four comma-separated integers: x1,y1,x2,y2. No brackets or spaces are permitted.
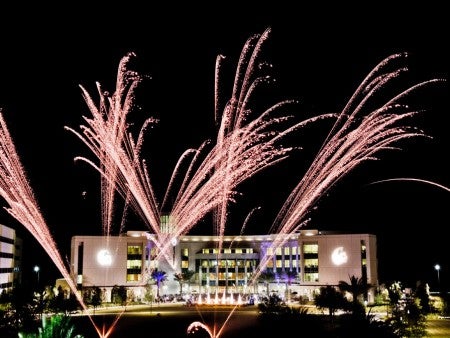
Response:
0,224,22,293
70,228,378,303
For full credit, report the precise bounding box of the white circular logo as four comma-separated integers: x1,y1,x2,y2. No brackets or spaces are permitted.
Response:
97,249,113,266
331,247,348,266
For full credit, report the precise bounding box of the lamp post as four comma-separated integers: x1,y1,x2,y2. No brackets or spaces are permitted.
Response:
434,264,441,289
34,265,40,285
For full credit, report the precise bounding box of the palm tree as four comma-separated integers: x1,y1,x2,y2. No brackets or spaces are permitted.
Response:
258,271,275,296
18,314,84,338
90,286,102,313
314,285,348,320
338,275,372,315
282,270,298,301
173,270,195,296
151,269,167,299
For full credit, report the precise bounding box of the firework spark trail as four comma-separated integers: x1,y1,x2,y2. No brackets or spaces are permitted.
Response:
187,321,215,338
0,112,88,312
187,301,240,338
250,53,445,282
213,27,272,252
229,206,260,249
67,28,332,268
71,52,144,237
187,305,238,338
65,62,162,236
1,29,445,338
368,177,450,192
65,52,177,338
209,27,333,252
65,30,444,308
155,109,332,260
0,111,128,337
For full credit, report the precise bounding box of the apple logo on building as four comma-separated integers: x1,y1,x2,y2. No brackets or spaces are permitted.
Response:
331,246,348,266
97,249,113,266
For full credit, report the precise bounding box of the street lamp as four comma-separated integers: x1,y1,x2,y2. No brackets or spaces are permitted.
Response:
34,265,40,285
434,264,440,289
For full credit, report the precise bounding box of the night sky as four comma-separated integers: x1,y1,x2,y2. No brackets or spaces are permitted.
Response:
0,6,448,290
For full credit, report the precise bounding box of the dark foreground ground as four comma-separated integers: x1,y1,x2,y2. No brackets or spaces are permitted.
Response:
71,303,450,338
72,304,261,338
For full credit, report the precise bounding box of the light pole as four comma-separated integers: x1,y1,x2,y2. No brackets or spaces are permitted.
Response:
34,265,40,285
434,264,441,289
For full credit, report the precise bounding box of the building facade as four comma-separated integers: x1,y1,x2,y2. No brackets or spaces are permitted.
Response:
0,224,22,294
70,229,378,303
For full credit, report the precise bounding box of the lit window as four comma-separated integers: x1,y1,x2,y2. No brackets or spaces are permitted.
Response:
303,243,318,254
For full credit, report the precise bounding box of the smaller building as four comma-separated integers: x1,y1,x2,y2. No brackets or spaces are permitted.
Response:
0,224,22,294
70,229,377,303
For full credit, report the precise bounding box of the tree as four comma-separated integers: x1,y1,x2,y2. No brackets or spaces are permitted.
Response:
387,281,403,314
257,293,303,318
111,285,128,306
18,314,85,338
32,290,48,321
173,270,195,296
117,286,128,306
0,285,38,336
90,286,102,313
414,281,430,313
52,286,65,313
144,280,155,304
338,275,371,316
440,292,450,317
314,285,349,319
338,275,371,303
387,299,427,337
258,271,275,296
281,270,298,301
63,293,82,315
151,269,167,299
